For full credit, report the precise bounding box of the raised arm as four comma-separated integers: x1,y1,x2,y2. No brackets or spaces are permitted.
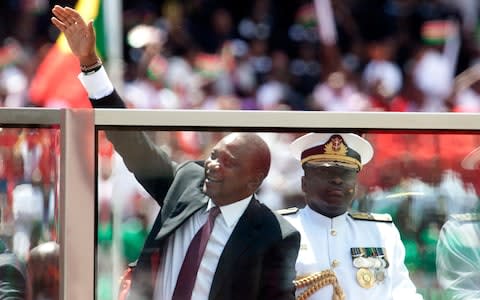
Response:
51,5,175,203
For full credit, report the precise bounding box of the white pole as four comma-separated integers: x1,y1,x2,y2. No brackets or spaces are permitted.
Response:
104,0,124,93
103,1,124,298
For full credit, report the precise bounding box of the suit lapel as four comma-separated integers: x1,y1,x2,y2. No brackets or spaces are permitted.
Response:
209,198,262,299
137,185,208,298
155,187,209,240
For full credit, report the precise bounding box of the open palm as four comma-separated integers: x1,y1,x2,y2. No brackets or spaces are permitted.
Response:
51,5,97,61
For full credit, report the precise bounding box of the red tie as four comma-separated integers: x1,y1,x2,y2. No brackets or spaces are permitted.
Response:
172,206,221,300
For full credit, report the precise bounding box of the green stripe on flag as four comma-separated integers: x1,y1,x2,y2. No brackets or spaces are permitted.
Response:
94,0,107,60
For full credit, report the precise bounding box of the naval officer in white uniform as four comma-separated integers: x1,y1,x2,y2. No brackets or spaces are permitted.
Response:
436,145,480,300
281,133,423,300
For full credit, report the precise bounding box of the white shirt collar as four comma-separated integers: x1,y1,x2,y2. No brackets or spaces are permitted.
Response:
303,205,348,228
207,196,252,227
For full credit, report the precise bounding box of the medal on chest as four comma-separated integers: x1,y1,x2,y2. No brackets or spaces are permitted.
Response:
351,247,389,289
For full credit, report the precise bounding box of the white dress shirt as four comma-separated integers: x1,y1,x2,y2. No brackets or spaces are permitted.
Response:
78,67,114,99
284,206,423,300
154,197,251,300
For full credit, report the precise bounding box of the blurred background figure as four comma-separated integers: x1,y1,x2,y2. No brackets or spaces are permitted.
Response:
27,241,59,300
361,38,403,111
448,63,480,112
436,146,480,300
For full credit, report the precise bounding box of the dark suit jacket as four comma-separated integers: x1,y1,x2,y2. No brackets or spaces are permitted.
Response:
92,91,300,300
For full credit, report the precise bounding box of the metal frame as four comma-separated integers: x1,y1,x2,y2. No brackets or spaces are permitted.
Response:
94,110,480,130
60,109,95,300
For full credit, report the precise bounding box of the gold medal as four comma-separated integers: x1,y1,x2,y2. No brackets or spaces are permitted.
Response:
356,268,375,288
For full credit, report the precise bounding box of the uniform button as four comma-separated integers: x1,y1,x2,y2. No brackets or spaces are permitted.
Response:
330,229,337,236
331,259,340,268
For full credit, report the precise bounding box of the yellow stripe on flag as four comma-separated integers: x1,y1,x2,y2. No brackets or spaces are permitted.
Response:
58,0,100,53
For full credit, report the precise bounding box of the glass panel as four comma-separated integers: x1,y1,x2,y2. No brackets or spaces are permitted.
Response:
0,126,60,300
357,132,479,300
96,128,480,300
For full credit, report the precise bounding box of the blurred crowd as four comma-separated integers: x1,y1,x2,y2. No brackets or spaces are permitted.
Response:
2,0,480,299
1,0,480,112
0,127,59,299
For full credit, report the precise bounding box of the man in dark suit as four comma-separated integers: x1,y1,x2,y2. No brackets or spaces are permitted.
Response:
51,5,300,300
0,239,27,299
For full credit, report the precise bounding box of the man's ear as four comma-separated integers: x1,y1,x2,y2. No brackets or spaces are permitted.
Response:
301,176,306,193
347,184,357,196
248,174,264,191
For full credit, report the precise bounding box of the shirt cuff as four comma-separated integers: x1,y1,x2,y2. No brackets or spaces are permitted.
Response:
78,66,114,100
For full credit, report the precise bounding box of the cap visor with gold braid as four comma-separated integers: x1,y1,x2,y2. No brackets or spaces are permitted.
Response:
290,133,374,171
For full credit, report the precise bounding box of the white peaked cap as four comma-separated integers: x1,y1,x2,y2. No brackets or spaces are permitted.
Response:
290,133,374,171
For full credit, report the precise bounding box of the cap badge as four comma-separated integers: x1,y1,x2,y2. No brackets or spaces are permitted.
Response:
324,135,348,156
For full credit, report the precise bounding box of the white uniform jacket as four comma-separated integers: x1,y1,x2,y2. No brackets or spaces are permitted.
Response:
283,206,423,300
436,213,480,300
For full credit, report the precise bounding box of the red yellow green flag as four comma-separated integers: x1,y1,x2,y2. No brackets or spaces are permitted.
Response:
29,0,103,108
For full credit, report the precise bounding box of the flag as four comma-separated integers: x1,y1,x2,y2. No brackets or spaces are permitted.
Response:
421,20,455,46
29,0,104,108
295,3,316,29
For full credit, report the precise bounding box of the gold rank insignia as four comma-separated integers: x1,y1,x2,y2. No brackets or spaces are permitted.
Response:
348,212,393,223
277,207,299,215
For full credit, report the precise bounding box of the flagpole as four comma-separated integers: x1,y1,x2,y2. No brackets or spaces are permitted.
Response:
104,0,123,93
102,1,124,298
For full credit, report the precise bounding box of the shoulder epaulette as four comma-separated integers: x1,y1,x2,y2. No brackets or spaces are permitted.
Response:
277,207,299,216
450,213,480,222
348,212,392,223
